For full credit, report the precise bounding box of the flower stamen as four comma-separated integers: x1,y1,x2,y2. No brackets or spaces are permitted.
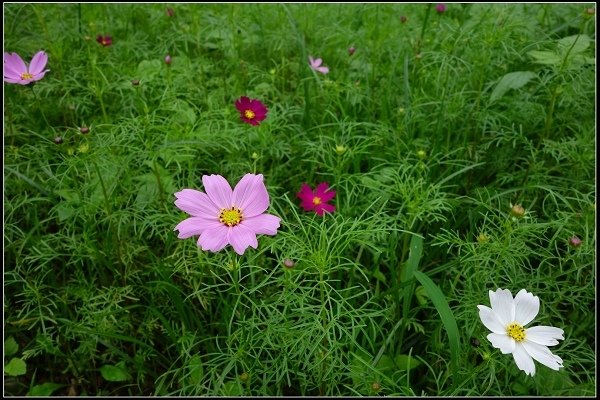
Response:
312,196,322,206
20,72,33,80
506,322,526,342
219,207,243,227
244,109,255,120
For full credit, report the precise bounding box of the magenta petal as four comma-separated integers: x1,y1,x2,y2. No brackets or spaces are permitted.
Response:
317,66,329,74
29,51,48,75
202,175,233,209
297,184,314,202
319,189,336,203
198,225,230,252
315,203,335,215
174,217,221,239
314,182,330,196
174,189,219,217
235,96,251,111
241,214,281,236
232,174,269,218
228,224,259,255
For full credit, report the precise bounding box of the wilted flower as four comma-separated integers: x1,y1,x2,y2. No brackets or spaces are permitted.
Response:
4,51,50,85
96,34,112,47
435,4,447,13
235,96,268,126
174,174,281,255
297,182,336,216
568,236,582,248
308,56,329,74
165,54,172,65
478,288,564,376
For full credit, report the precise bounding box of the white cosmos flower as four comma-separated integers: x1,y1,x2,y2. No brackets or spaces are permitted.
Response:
477,288,564,376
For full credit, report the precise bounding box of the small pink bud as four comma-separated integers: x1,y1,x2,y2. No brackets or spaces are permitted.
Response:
435,4,447,13
348,46,356,56
54,136,63,144
568,236,582,248
283,259,295,268
79,126,90,134
165,55,172,65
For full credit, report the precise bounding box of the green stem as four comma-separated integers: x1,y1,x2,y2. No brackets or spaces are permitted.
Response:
30,85,52,130
92,160,111,216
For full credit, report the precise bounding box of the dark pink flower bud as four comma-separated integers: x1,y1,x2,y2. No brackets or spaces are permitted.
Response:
568,236,582,248
54,136,63,144
348,46,356,56
165,55,172,65
283,259,295,268
79,126,90,134
435,4,447,13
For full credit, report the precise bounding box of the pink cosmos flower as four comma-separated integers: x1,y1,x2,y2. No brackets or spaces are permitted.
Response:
96,34,112,47
297,182,336,216
308,56,329,74
235,96,268,126
4,51,49,85
174,173,281,255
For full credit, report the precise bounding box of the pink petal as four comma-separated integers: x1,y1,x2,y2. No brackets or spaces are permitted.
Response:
308,56,315,65
300,200,315,211
32,70,49,81
4,76,25,84
28,51,48,75
202,174,233,209
315,182,332,196
4,52,27,76
174,217,221,239
174,189,219,217
320,188,336,202
235,96,251,111
313,58,322,66
241,213,281,235
198,225,230,252
228,224,259,255
232,174,269,218
317,66,329,74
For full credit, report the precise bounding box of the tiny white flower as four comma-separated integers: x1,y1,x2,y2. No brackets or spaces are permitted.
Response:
477,288,564,376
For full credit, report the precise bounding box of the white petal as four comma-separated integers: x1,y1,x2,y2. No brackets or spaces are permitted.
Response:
489,288,515,325
514,289,539,326
512,343,536,376
487,333,516,354
525,326,564,347
477,305,506,334
522,341,564,371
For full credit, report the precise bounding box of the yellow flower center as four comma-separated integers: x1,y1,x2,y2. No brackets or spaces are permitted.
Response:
244,109,255,120
219,207,243,227
312,196,322,206
20,72,34,80
506,322,526,342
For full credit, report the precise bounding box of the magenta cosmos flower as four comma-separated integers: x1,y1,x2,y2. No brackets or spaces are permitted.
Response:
435,4,447,13
96,34,113,47
174,173,281,255
4,51,49,85
308,56,329,74
235,96,268,126
297,182,336,216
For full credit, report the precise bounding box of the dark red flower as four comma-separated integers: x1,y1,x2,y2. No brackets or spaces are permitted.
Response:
297,182,336,216
234,96,268,126
96,35,112,47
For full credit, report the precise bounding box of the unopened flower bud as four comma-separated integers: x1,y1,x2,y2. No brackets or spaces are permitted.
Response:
584,7,595,16
400,15,408,23
54,136,63,144
510,204,525,218
348,46,356,56
477,233,489,243
283,259,295,268
239,372,249,382
166,7,175,17
79,126,90,134
417,149,426,159
335,145,347,155
371,382,381,392
131,79,140,86
568,236,582,248
251,152,259,160
436,4,447,13
165,55,172,65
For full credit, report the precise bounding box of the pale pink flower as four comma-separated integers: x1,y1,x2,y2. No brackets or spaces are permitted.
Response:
308,56,329,74
174,174,281,255
4,51,49,85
